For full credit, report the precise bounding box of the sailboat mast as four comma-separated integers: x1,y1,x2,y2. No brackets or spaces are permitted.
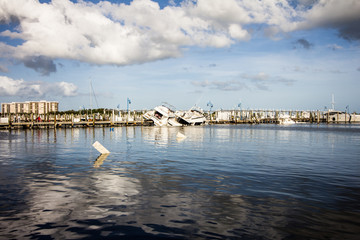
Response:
90,80,92,114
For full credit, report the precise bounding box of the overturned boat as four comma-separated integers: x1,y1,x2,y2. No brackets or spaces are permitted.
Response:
278,117,296,125
176,106,207,126
143,104,182,126
144,104,207,126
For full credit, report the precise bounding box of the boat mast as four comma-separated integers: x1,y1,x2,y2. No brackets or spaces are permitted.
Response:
90,79,92,114
331,93,335,110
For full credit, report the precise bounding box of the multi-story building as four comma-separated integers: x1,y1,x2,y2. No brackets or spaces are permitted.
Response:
1,101,58,115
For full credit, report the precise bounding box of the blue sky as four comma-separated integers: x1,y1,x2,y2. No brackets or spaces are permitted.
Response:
1,0,359,112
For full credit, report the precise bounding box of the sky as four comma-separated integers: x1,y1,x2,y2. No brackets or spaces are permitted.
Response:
0,0,359,112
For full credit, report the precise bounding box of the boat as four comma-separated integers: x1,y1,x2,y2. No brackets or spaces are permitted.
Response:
143,104,182,126
278,117,296,125
144,104,207,126
176,106,207,125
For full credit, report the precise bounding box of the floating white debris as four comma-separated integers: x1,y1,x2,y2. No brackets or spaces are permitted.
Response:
92,141,110,154
176,132,187,141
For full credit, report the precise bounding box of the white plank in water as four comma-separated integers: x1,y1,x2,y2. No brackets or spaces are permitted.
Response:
92,141,110,154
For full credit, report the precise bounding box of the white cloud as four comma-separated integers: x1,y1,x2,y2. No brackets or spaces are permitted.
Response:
241,71,296,85
0,0,286,67
229,24,251,41
0,76,78,97
190,71,295,92
191,79,248,91
44,81,78,97
0,76,24,96
241,72,269,82
0,0,359,71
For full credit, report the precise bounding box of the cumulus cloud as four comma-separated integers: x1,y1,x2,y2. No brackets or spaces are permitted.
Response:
0,0,359,72
292,0,360,40
0,76,78,97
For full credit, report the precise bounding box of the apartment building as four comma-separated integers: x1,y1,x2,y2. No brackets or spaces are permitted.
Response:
1,101,58,115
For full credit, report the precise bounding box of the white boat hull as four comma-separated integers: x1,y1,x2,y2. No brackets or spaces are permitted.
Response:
278,118,296,125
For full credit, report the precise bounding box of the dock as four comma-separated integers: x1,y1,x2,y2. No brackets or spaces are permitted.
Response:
0,120,149,129
0,109,357,130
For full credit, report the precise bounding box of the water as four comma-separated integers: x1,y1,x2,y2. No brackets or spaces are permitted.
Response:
0,124,359,239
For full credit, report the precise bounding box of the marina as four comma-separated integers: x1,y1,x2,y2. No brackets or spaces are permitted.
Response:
1,108,359,130
1,1,359,239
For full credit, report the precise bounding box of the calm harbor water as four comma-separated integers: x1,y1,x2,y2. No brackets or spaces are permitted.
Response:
0,124,359,239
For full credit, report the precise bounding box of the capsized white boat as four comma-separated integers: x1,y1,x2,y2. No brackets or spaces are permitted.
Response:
143,104,182,126
278,117,296,125
176,106,207,125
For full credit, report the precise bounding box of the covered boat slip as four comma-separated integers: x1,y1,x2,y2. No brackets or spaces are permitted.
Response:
324,111,360,123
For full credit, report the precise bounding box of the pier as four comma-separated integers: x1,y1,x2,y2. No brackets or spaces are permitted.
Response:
0,111,149,130
1,109,354,130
